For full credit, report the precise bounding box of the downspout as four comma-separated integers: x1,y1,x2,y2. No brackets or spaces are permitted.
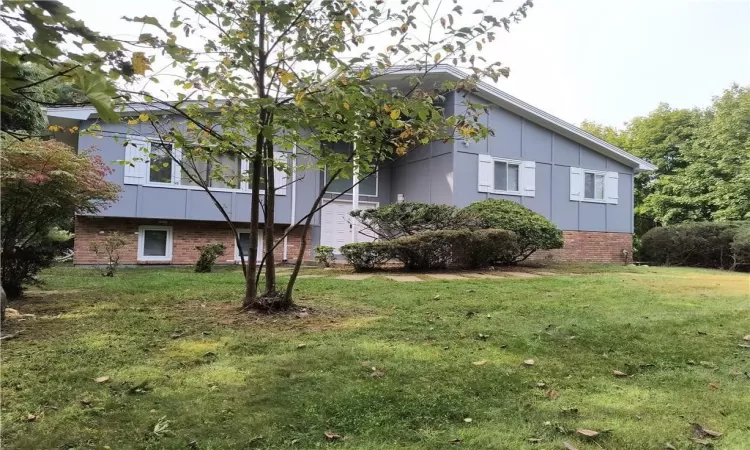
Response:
351,142,360,243
282,144,298,262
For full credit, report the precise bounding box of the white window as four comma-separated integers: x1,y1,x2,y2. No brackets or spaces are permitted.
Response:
234,229,264,262
570,167,619,204
494,160,521,193
124,138,287,195
148,142,177,184
325,169,378,197
584,171,605,200
477,155,536,197
137,225,173,261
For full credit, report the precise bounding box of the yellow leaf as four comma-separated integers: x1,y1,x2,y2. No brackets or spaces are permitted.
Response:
127,119,139,125
434,52,441,63
343,102,350,110
237,32,247,39
132,52,151,75
369,120,376,128
183,82,193,90
350,6,360,17
280,71,293,85
187,122,197,130
384,105,391,113
139,113,149,122
295,91,306,105
390,109,400,120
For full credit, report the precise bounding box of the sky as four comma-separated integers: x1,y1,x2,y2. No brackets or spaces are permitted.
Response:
64,0,750,128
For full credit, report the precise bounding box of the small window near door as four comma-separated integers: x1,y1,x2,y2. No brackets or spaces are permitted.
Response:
138,226,173,261
234,230,264,262
149,142,174,184
493,160,520,192
584,171,605,200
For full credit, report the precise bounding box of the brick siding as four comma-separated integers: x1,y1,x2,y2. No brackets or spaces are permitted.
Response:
74,216,313,266
529,231,633,264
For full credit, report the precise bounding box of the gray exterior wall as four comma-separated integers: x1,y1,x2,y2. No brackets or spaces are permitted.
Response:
452,96,635,233
80,121,321,226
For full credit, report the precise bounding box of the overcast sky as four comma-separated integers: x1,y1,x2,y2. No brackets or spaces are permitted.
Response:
66,0,749,128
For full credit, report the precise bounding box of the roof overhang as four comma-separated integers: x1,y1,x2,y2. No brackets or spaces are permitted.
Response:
372,65,655,172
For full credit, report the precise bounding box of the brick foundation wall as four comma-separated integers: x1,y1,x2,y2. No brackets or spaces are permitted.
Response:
529,231,632,264
74,216,313,266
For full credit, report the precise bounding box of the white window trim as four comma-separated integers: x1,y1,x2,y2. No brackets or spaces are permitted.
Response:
489,157,523,196
323,166,379,198
233,229,264,262
137,225,173,262
582,169,608,203
140,139,276,195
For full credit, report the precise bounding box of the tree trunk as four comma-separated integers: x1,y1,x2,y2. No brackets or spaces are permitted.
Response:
263,136,277,295
242,5,266,309
1,286,7,322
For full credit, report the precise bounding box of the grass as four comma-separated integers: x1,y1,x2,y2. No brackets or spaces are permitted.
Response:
2,265,749,449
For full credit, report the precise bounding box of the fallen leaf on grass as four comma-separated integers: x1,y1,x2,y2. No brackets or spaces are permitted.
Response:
563,442,578,450
296,343,307,349
449,438,462,445
692,423,722,438
527,437,542,443
472,360,488,366
523,359,535,366
738,344,750,348
613,370,628,377
535,382,547,388
477,333,490,340
576,428,599,438
743,334,750,341
94,376,110,383
709,383,719,389
169,332,184,339
26,414,37,422
664,443,676,450
546,389,559,400
370,370,386,378
463,417,473,423
324,432,342,441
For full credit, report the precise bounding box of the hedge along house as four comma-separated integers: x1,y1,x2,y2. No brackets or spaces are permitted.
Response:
46,65,654,266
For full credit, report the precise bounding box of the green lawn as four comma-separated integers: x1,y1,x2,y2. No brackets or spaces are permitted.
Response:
2,266,749,449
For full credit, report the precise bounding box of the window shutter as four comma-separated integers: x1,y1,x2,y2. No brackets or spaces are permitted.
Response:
124,139,149,185
605,171,619,204
274,152,288,195
240,158,250,191
570,167,583,201
521,161,536,197
477,154,493,193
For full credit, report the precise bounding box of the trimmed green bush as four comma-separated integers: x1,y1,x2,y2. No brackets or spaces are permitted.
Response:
462,199,563,262
194,243,226,273
313,245,335,267
390,229,518,270
340,241,394,272
640,222,741,269
350,202,478,240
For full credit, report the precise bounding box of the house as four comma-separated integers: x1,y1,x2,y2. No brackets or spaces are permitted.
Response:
46,66,654,266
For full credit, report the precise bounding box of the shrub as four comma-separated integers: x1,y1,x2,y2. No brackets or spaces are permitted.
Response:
350,202,478,240
1,138,119,297
390,229,518,270
463,199,563,262
730,225,750,269
340,241,394,272
313,245,335,267
90,232,128,277
194,243,226,273
640,222,740,269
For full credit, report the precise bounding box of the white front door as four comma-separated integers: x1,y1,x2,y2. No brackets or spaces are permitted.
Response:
320,200,377,251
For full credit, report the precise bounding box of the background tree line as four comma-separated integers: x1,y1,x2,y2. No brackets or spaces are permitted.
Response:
581,84,750,236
